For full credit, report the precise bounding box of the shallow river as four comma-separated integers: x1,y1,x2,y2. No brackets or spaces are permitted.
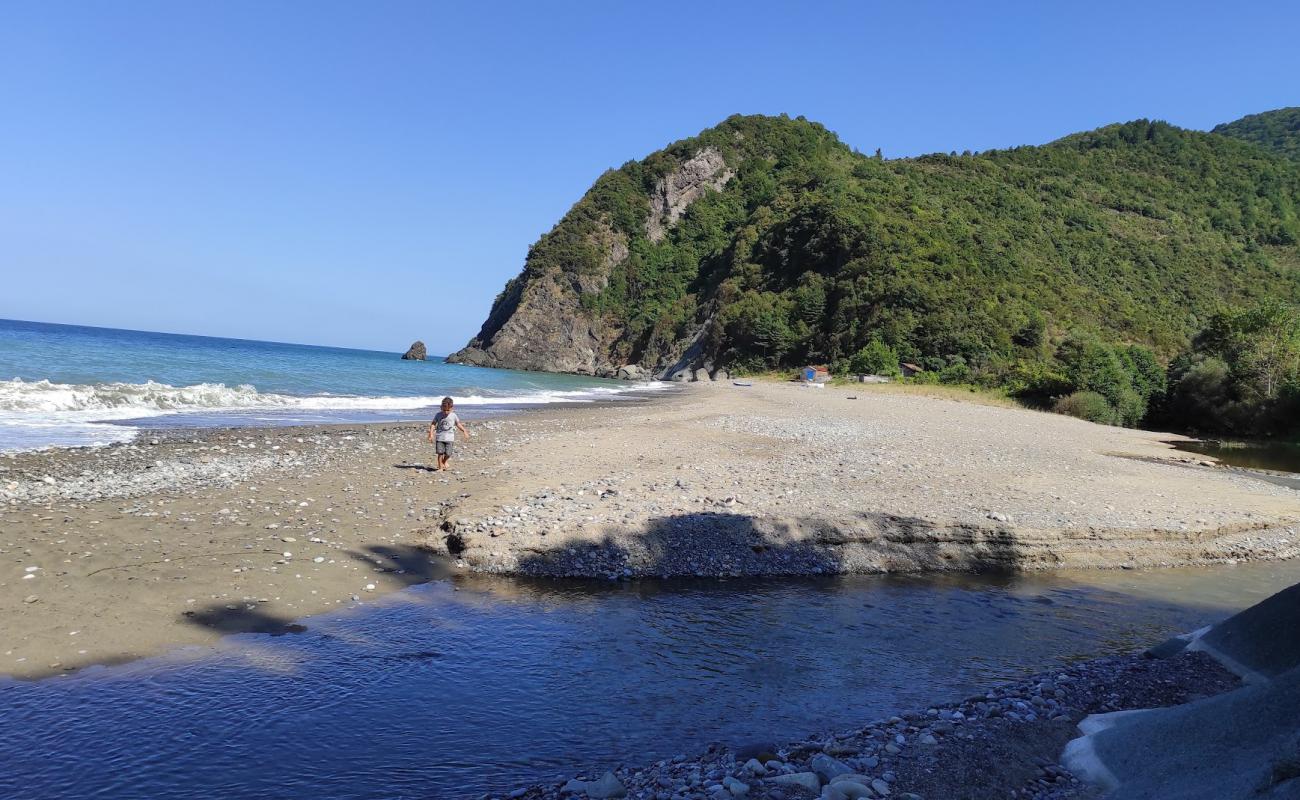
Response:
1172,438,1300,476
4,562,1300,800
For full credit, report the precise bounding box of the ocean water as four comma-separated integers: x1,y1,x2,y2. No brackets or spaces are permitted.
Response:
0,319,659,451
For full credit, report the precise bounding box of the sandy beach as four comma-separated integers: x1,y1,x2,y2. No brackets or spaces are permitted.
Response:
2,381,1298,680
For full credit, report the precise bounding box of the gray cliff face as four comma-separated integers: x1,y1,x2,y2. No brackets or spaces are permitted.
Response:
645,147,733,243
449,272,621,375
449,147,733,376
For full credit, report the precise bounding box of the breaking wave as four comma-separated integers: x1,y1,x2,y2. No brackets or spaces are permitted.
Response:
0,377,666,451
0,378,662,416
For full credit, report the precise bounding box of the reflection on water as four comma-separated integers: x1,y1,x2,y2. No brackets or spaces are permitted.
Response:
1173,439,1300,475
2,562,1298,800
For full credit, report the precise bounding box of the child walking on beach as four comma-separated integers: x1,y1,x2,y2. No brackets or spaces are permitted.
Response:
428,396,470,472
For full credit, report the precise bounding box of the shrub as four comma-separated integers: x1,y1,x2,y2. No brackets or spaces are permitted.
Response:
849,339,901,376
1053,391,1119,425
938,361,971,385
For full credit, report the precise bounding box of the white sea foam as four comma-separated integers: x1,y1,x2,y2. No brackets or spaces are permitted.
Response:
0,378,667,451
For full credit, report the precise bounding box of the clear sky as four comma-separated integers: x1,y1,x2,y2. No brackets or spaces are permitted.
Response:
2,1,1297,353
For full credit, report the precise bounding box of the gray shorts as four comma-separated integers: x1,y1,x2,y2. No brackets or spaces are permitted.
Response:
435,440,454,457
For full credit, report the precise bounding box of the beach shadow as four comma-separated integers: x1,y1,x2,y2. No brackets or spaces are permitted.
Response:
394,463,438,473
505,511,1026,579
180,603,308,636
344,543,456,586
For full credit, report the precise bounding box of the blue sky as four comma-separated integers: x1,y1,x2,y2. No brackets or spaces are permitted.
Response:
1,0,1297,353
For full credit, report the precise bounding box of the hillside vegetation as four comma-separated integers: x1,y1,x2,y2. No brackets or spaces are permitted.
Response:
1214,107,1300,162
454,110,1300,435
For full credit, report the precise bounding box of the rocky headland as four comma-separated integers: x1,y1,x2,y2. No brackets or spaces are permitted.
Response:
447,112,1300,400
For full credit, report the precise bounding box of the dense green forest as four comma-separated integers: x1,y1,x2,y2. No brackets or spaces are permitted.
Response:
1214,107,1300,162
461,109,1300,436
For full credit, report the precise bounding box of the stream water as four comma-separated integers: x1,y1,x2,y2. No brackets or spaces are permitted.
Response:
1172,439,1300,475
4,562,1299,800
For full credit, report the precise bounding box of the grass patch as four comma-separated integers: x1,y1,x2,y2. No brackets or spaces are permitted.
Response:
848,381,1025,409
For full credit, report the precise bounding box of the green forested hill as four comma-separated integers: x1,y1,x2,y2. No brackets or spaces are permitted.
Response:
1213,107,1300,161
452,112,1300,432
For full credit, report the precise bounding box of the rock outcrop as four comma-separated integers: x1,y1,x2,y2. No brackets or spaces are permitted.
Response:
448,270,623,375
645,147,734,243
400,341,427,360
448,141,735,375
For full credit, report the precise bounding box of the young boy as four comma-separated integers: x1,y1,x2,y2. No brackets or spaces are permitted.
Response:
427,396,470,472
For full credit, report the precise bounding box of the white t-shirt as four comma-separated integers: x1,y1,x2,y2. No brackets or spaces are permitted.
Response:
433,411,459,442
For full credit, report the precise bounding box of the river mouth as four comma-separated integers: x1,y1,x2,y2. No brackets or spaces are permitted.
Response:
3,563,1299,799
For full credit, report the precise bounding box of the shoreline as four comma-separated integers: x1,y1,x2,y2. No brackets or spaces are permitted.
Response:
499,647,1239,800
3,381,1299,680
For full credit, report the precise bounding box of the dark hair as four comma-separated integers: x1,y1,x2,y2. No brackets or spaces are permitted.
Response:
441,396,454,407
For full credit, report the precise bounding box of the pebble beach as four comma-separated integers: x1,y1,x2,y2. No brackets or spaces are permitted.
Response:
3,381,1299,680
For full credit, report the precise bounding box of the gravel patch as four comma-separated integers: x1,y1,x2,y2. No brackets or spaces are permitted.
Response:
495,651,1238,800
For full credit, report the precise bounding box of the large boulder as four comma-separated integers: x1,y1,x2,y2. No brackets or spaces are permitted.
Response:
711,367,730,381
400,341,427,361
692,367,712,382
617,364,645,380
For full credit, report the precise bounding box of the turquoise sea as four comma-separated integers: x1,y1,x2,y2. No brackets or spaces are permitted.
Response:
0,319,657,451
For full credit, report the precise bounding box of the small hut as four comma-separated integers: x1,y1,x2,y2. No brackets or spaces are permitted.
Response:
900,362,924,378
798,365,831,383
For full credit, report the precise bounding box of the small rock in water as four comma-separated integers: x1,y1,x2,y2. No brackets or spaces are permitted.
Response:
23,595,39,604
364,583,376,592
